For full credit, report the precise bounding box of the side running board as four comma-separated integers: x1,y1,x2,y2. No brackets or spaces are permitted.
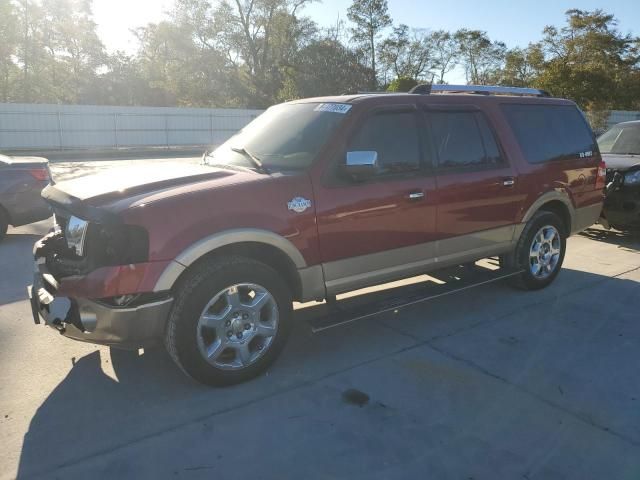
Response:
303,262,524,333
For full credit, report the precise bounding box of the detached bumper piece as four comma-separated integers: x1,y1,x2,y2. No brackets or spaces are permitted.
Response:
28,263,174,350
28,268,80,332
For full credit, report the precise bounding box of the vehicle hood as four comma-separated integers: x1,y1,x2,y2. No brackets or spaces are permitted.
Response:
603,153,640,172
42,162,262,220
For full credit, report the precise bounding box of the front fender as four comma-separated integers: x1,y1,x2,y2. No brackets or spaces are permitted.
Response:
153,228,308,292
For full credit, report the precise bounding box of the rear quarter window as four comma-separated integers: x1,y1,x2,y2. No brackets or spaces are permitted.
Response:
501,104,596,164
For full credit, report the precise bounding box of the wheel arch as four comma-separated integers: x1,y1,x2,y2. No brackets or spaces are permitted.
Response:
521,192,574,235
154,229,312,302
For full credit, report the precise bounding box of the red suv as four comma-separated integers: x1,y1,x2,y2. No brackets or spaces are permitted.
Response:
29,85,605,385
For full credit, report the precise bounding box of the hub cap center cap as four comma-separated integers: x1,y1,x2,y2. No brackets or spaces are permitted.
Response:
231,317,246,334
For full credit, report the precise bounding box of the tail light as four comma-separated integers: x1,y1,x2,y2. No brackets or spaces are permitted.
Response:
596,161,606,190
29,167,50,182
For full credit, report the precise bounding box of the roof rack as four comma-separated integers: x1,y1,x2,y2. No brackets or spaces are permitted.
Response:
409,84,550,97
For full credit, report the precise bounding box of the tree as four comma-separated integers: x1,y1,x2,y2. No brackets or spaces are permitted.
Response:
378,24,433,83
497,43,544,87
281,37,372,99
429,30,457,83
40,0,106,102
225,0,317,106
386,76,417,92
14,0,48,102
454,29,506,85
0,0,19,101
537,9,640,111
347,0,392,88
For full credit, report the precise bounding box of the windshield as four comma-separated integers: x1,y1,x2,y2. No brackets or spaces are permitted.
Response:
204,102,351,172
598,123,640,155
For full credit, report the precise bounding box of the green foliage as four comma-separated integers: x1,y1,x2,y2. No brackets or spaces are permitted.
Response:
0,1,637,116
281,38,373,99
386,76,417,92
378,25,434,83
454,29,506,85
347,0,392,87
0,0,19,101
535,9,640,112
430,30,458,83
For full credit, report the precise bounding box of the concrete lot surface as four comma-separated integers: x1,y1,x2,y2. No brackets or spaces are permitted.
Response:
1,158,639,479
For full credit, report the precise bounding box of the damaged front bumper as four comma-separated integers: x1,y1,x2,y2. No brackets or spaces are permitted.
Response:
28,235,174,349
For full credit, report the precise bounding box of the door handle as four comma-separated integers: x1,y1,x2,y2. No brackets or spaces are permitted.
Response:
407,191,425,200
502,177,516,187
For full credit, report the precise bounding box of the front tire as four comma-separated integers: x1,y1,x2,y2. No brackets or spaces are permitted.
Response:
509,211,567,290
165,256,293,386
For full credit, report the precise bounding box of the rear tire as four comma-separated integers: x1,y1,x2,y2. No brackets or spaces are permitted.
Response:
165,255,293,386
507,211,567,290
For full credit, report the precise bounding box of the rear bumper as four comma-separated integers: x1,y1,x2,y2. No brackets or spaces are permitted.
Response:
1,182,51,226
571,202,603,234
28,268,173,349
8,199,51,226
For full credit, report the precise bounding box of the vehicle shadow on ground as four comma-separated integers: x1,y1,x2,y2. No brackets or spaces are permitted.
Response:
14,266,639,478
0,233,43,306
579,227,640,251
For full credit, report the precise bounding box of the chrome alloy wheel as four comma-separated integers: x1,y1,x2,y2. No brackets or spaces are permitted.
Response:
529,225,561,279
196,283,279,370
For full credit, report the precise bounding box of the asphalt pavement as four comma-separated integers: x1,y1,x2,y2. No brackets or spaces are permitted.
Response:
1,157,640,479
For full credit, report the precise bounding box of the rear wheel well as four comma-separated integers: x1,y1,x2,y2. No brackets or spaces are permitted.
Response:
174,242,302,301
537,200,571,234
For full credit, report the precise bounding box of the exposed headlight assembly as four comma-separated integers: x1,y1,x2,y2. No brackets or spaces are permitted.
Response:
624,169,640,185
65,216,89,257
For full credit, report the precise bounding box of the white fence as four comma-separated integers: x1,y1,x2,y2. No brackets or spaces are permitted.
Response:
607,110,640,128
1,103,638,151
0,103,264,151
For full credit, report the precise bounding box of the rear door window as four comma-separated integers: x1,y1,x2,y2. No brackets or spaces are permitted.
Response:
501,104,595,164
428,111,503,169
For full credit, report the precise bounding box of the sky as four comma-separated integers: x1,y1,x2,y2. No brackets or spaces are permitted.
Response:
93,0,639,54
93,0,639,83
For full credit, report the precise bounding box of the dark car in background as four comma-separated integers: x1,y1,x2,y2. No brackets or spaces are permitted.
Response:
598,121,640,231
0,154,52,240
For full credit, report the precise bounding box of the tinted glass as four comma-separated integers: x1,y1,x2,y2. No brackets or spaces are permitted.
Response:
429,111,502,168
598,123,640,155
348,111,421,175
502,104,595,164
207,103,348,171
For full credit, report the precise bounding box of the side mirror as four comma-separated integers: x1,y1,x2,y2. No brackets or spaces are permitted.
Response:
342,151,378,181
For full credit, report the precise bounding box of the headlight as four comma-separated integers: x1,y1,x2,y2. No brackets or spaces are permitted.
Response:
624,170,640,185
65,216,89,256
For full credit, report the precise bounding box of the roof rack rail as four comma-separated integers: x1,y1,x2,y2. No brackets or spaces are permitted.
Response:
409,84,550,97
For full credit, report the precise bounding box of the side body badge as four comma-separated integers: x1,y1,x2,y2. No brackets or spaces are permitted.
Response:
287,197,312,213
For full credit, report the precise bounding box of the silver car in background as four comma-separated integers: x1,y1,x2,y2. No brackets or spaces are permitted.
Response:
0,154,52,240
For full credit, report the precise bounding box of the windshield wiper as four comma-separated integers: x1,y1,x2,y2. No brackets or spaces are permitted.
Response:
230,147,271,174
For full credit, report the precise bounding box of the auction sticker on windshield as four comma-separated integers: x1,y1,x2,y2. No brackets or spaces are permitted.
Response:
314,103,352,114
